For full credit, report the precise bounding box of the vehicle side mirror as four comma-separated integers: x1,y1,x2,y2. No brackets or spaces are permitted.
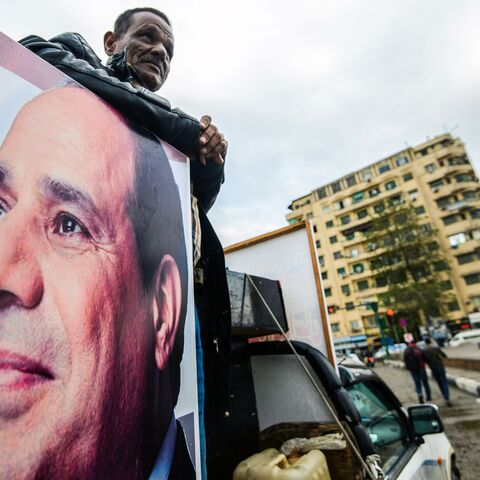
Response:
408,404,444,436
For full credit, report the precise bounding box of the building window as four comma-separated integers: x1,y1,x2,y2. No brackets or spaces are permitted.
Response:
340,215,351,225
369,187,380,198
316,187,327,199
335,200,345,210
322,205,330,214
429,179,443,190
465,273,480,285
346,302,355,311
322,271,328,280
378,162,391,174
433,261,448,271
365,316,378,327
345,233,355,241
352,191,364,203
350,320,362,332
316,240,321,248
376,276,388,287
331,180,342,193
337,267,346,278
333,251,343,260
329,235,338,244
463,191,478,201
350,248,359,258
346,174,357,187
357,280,369,291
357,209,368,219
313,224,318,233
385,180,396,190
374,202,385,213
341,284,351,295
390,195,403,206
306,212,313,219
318,255,325,266
456,173,476,183
324,288,332,297
442,214,458,226
471,295,480,310
361,168,373,182
447,300,460,312
424,163,436,173
403,172,413,182
448,233,467,247
472,210,480,219
326,220,334,228
408,189,419,201
396,156,409,167
415,206,426,215
331,323,341,333
352,263,364,274
457,252,479,265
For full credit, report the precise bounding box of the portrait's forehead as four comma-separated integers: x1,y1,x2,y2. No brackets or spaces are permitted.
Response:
2,87,137,204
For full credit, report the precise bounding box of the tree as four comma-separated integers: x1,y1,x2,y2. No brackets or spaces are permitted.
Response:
364,199,451,330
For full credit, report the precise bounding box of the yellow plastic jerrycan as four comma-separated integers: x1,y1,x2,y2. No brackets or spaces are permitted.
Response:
233,448,331,480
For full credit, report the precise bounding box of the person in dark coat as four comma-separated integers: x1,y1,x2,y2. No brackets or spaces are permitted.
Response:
423,338,451,406
403,341,431,404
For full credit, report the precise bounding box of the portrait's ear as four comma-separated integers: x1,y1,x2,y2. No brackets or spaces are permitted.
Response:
151,255,182,371
103,31,118,56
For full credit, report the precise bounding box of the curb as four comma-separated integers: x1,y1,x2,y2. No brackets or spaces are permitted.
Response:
384,359,480,398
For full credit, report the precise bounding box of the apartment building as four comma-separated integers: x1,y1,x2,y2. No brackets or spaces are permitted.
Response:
286,134,480,352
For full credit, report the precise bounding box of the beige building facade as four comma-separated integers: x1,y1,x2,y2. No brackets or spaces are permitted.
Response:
286,134,480,352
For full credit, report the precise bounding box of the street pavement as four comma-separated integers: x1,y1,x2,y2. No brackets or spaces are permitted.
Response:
376,365,480,480
444,343,480,360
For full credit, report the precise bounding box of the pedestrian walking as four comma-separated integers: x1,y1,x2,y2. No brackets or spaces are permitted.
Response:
403,341,431,404
423,337,451,406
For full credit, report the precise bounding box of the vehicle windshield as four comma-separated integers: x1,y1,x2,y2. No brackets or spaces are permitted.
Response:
347,381,410,472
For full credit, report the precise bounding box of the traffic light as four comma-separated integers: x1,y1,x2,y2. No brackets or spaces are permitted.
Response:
386,309,395,317
327,306,336,314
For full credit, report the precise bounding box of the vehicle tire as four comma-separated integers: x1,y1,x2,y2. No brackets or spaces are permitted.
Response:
451,462,461,480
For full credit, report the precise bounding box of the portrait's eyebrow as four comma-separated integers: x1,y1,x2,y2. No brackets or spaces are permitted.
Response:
40,176,97,210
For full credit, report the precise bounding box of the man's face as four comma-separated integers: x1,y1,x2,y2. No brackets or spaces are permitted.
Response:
0,88,155,478
109,11,174,91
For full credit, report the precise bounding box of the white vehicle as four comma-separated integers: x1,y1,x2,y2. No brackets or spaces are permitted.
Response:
449,328,480,347
341,360,460,479
374,343,407,360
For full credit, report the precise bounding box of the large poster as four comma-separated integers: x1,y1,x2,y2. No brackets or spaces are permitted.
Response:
0,32,199,478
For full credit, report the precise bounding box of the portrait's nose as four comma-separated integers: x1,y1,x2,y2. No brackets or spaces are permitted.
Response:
0,218,44,309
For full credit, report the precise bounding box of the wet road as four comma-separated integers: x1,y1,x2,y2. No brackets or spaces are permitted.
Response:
375,365,480,480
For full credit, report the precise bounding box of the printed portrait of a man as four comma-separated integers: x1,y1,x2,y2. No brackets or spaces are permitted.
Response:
0,41,197,479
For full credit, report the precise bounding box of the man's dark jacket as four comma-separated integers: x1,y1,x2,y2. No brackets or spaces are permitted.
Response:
20,33,231,477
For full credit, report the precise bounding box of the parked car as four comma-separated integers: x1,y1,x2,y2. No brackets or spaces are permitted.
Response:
448,328,480,347
340,359,460,479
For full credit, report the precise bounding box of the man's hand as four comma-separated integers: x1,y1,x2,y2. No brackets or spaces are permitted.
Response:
198,115,228,165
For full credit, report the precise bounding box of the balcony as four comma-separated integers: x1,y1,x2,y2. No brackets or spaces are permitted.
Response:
430,181,479,199
425,163,473,183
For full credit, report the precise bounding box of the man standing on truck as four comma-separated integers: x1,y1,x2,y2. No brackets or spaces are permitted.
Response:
403,340,432,404
423,338,451,406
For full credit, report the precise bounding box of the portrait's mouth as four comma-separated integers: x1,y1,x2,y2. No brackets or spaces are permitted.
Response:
0,351,54,389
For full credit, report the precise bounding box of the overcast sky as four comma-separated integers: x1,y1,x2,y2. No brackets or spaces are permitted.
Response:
2,0,479,246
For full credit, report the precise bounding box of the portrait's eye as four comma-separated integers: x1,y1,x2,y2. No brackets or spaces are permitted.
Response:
53,213,90,238
0,199,8,218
